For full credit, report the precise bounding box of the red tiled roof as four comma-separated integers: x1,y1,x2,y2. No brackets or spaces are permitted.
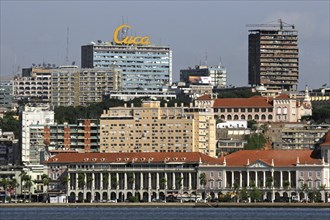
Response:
218,150,322,167
275,94,291,99
320,130,330,147
45,152,220,164
196,94,212,100
213,96,272,108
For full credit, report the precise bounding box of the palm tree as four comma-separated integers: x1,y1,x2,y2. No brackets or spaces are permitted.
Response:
176,176,184,203
78,173,85,203
0,178,10,202
319,184,326,203
102,173,109,190
266,176,273,188
19,170,27,198
23,175,33,201
160,177,167,203
10,178,19,202
61,175,70,203
233,181,240,202
199,173,207,202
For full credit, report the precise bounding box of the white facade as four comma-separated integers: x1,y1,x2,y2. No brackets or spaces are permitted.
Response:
217,120,247,129
22,106,54,165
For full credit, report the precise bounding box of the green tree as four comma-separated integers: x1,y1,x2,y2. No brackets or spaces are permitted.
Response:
244,133,266,150
0,111,20,138
266,176,274,188
22,175,33,201
77,173,85,189
61,175,70,203
312,106,330,123
249,187,262,202
102,173,109,190
0,178,10,202
9,178,19,202
199,173,207,201
239,188,249,201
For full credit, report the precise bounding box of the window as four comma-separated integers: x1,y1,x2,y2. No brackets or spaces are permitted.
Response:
210,172,214,178
218,181,222,189
210,181,214,189
218,172,222,178
308,181,312,188
316,181,321,189
283,107,288,115
317,171,321,177
300,172,303,177
277,107,281,114
308,172,312,177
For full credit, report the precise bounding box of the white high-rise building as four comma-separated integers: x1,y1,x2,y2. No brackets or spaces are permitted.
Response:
21,105,54,165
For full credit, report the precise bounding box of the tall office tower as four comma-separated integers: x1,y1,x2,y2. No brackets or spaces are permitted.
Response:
81,24,172,93
248,20,298,91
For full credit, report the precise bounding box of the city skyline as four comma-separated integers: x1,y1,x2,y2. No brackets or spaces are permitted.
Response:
0,0,329,90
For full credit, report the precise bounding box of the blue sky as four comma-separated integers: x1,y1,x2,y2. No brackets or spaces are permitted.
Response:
1,0,329,90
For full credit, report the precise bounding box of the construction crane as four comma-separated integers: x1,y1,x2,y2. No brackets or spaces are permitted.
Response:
246,19,295,30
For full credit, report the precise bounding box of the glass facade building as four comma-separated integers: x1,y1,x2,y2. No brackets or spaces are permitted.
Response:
81,43,172,93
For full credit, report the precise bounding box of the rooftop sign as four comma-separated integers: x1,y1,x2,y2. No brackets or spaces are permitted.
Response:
113,24,150,45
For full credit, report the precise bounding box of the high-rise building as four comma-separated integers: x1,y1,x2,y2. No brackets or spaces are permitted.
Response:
51,66,121,107
21,105,54,165
99,101,216,157
81,24,172,93
13,68,52,104
248,21,298,91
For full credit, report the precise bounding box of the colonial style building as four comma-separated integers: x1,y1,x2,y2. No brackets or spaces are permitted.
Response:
45,152,214,203
195,89,312,123
45,130,330,203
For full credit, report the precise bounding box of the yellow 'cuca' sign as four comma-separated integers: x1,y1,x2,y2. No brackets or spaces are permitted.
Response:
113,24,150,45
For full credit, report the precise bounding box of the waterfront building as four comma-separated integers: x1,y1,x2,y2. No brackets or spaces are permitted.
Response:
99,100,217,157
81,25,172,94
45,130,330,203
51,66,121,107
22,105,54,165
198,148,329,203
180,65,227,88
248,21,299,91
45,151,216,203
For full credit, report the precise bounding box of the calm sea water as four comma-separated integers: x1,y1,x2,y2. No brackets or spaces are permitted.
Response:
0,207,329,220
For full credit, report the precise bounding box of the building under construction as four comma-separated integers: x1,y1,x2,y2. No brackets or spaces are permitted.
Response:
248,19,299,91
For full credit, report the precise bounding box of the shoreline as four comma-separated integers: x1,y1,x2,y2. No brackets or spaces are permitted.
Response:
1,202,329,208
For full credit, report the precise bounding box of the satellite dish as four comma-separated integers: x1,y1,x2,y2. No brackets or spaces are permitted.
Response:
72,61,76,65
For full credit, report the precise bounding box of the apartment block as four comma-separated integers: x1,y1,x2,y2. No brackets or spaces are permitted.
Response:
51,66,121,107
248,26,298,91
99,101,216,157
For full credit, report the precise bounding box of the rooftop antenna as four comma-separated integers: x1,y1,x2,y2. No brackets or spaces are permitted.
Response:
205,50,208,66
66,27,69,65
219,56,222,68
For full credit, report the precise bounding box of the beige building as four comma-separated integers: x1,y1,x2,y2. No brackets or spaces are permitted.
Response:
51,66,122,107
100,101,216,157
13,68,52,104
